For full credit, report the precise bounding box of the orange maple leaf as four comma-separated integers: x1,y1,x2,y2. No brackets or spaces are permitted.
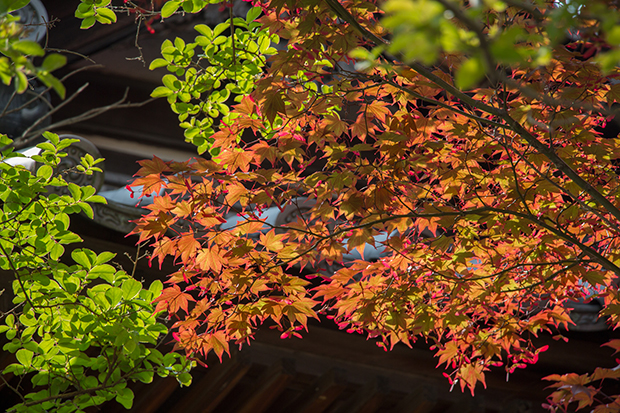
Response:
153,285,195,315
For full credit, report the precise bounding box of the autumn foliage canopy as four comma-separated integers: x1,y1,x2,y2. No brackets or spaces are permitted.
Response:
131,0,620,410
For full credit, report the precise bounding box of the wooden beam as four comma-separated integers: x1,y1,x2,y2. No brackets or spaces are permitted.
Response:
236,359,296,413
170,356,252,413
286,369,347,413
329,377,387,413
130,376,179,413
391,386,437,413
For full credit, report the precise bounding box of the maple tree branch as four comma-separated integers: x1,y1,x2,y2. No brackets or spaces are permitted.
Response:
502,117,620,224
325,0,620,226
231,201,620,278
384,233,591,283
500,260,583,293
495,133,619,232
433,0,498,85
381,78,506,128
501,75,610,116
490,208,620,277
478,259,592,284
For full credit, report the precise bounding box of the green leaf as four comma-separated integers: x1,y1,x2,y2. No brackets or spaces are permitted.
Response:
36,165,53,180
72,249,95,269
121,278,142,300
161,0,181,18
162,74,181,91
246,6,261,23
194,24,212,37
149,280,163,297
14,70,28,93
151,86,173,98
86,194,106,204
16,349,33,367
115,388,134,409
134,370,154,384
81,185,96,199
95,251,116,265
79,202,94,219
1,0,30,14
105,287,123,307
88,264,116,280
455,56,485,90
95,7,116,24
42,54,67,72
50,243,64,261
37,72,66,99
0,134,12,146
81,16,96,29
19,313,37,326
12,40,44,56
149,58,169,70
177,372,192,386
83,376,99,389
44,131,59,145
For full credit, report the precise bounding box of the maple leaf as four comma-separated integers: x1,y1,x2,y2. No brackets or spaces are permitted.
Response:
152,237,176,268
251,140,278,165
459,363,487,396
259,229,287,251
607,83,620,106
262,92,286,124
436,341,460,367
195,246,224,273
602,340,620,354
364,101,390,122
153,285,195,315
206,331,230,362
216,149,253,173
323,114,348,136
132,174,166,196
346,227,375,256
177,233,200,264
235,95,257,115
135,156,172,177
171,200,193,218
225,182,249,206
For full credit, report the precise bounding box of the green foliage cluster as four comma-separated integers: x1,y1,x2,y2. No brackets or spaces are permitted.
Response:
0,3,194,411
0,3,66,97
380,0,620,88
0,132,193,412
159,0,211,17
74,0,117,29
150,8,278,154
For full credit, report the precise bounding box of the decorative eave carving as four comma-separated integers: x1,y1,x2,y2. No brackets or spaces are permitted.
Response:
92,199,144,234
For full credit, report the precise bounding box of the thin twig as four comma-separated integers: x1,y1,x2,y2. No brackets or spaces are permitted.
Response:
17,83,90,142
12,90,156,149
0,243,36,311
